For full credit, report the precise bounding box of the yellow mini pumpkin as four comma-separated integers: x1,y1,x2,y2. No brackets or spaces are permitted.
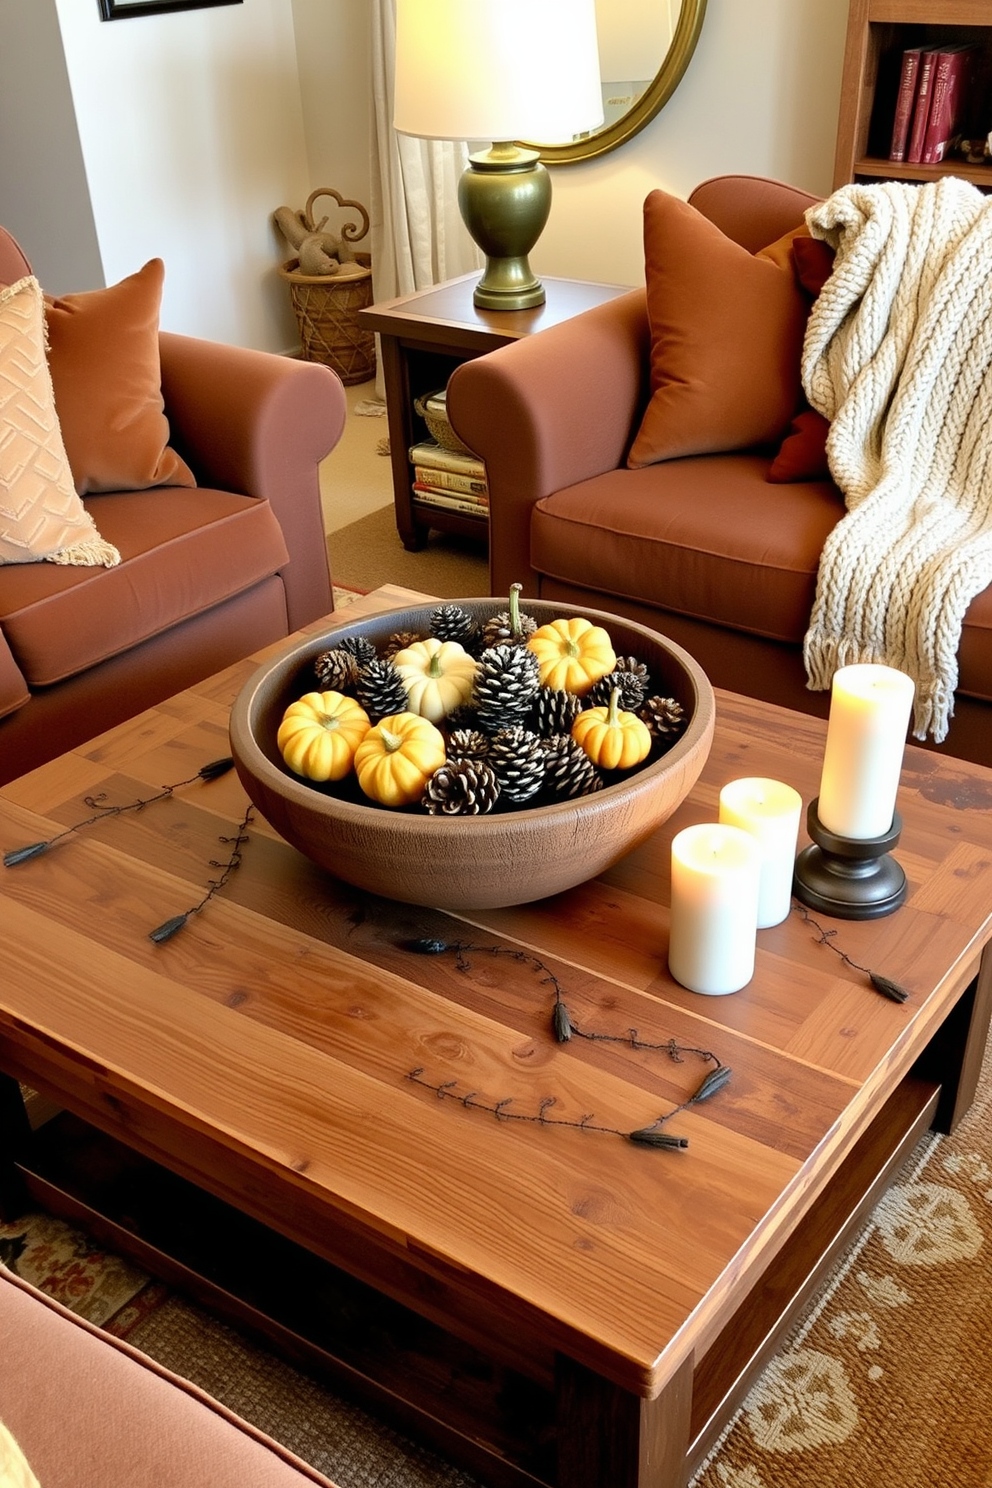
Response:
277,690,371,782
391,638,478,723
527,618,616,696
572,688,652,772
354,712,446,807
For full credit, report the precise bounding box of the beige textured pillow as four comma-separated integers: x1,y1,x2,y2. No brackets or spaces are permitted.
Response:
0,1418,40,1488
0,276,120,567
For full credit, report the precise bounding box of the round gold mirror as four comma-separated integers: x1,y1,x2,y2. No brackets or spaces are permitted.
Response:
519,0,707,165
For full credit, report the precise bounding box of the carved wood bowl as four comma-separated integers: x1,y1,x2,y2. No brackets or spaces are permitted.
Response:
229,598,715,910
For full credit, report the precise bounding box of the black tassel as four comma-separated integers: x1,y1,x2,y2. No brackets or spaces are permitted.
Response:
689,1065,733,1104
197,756,235,781
628,1129,689,1150
403,937,450,955
3,841,50,867
148,914,190,943
552,1001,573,1042
869,972,910,1004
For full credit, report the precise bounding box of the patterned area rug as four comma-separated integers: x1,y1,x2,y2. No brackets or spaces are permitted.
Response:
5,1043,992,1487
692,1055,992,1488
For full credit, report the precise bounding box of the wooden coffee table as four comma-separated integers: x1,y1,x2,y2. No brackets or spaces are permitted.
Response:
3,584,992,1488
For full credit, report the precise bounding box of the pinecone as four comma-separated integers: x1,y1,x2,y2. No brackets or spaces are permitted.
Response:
335,634,377,666
355,658,408,721
487,727,546,804
314,647,358,691
640,695,687,742
422,758,501,815
473,644,541,731
481,582,537,650
446,728,490,762
588,669,648,712
529,687,582,738
382,629,424,660
429,604,478,650
541,735,603,799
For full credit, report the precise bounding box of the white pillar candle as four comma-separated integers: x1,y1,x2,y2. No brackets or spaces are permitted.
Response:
817,664,915,840
718,777,803,929
669,823,761,995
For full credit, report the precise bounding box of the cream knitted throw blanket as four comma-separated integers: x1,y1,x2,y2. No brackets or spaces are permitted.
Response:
802,177,992,743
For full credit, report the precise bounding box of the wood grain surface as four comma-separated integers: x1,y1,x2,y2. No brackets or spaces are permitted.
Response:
3,585,992,1478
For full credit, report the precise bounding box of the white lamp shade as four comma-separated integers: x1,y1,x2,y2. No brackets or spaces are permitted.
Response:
393,0,604,145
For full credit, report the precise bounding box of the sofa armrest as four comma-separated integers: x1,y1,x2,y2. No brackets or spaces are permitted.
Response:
447,289,649,598
159,333,347,630
0,629,30,720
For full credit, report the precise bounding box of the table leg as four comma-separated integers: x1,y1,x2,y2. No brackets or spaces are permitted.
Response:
917,941,992,1134
556,1353,693,1488
0,1072,31,1221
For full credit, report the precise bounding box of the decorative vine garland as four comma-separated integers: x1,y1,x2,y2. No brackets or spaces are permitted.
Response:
3,756,251,942
403,937,733,1150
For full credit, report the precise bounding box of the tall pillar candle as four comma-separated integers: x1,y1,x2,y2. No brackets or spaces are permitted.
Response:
669,823,761,995
718,778,802,928
817,665,915,840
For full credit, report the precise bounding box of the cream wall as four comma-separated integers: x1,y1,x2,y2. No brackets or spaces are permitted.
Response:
52,0,311,349
532,0,850,286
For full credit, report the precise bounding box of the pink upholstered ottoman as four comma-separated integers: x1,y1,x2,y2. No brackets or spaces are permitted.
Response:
0,1264,338,1488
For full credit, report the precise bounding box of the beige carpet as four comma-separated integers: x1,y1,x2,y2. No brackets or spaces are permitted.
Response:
7,1041,992,1487
327,503,488,600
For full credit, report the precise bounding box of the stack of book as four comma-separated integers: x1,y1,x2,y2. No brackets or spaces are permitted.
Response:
887,42,978,165
408,439,489,520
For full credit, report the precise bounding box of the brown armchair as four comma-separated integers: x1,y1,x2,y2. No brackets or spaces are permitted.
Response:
447,175,992,769
0,226,346,785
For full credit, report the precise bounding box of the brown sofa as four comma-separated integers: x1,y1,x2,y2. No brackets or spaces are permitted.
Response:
0,1262,338,1487
0,226,346,786
447,174,992,770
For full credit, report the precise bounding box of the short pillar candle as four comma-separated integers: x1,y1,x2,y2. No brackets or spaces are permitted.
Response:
669,823,761,996
718,777,802,928
818,664,915,839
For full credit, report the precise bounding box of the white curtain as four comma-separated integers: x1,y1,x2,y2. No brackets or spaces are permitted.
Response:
369,0,481,313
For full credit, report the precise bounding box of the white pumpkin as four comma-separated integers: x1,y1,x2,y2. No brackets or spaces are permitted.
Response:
391,637,477,723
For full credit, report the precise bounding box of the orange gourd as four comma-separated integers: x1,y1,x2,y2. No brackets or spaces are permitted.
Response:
572,688,652,771
527,618,616,696
354,712,447,807
277,691,371,782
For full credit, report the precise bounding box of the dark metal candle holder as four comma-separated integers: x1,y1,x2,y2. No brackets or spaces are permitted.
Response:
792,798,906,921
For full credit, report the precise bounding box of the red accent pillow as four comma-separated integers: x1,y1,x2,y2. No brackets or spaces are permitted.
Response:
767,407,832,483
44,259,195,495
792,234,836,298
627,191,810,469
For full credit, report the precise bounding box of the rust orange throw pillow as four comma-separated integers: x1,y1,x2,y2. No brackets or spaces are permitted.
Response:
45,259,195,495
627,191,809,469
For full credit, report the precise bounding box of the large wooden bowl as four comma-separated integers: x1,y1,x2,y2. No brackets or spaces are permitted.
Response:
229,598,715,910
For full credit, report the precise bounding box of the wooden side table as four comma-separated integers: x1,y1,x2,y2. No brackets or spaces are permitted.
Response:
360,272,633,552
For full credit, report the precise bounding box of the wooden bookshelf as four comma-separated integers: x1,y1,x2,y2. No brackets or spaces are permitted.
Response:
834,0,992,190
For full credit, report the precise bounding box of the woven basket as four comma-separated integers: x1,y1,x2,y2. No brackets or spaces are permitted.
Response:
278,188,376,385
280,253,375,385
413,388,474,455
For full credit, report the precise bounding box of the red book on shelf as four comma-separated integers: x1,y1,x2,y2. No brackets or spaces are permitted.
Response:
921,46,974,163
889,47,924,161
906,48,940,163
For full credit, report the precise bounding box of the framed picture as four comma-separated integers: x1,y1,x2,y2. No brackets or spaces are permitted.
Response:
100,0,242,18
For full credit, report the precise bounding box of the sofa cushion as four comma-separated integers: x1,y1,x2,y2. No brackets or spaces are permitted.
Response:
532,453,846,645
0,1264,338,1488
531,458,992,705
0,277,120,568
0,487,290,686
45,259,196,496
627,192,808,469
